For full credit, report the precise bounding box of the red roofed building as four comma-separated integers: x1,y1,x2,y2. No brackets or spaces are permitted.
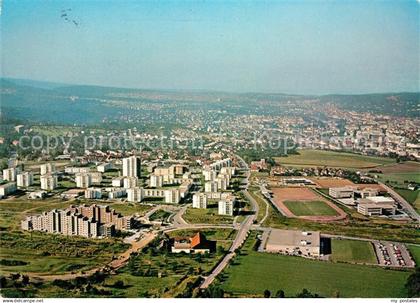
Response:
171,232,215,254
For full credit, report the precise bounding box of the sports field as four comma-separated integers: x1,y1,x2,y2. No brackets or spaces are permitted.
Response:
330,239,377,264
283,200,338,216
222,236,410,298
271,187,347,222
276,150,395,169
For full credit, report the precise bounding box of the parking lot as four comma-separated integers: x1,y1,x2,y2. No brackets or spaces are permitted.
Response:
373,241,415,268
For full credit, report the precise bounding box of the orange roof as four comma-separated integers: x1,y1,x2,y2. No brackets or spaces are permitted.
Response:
190,232,203,249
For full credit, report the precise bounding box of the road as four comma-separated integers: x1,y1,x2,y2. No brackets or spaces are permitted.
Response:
378,181,420,222
199,154,258,289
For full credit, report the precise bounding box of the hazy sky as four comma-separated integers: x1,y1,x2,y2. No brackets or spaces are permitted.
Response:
1,0,419,94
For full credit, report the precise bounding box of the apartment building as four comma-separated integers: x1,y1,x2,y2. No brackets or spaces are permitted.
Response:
85,187,102,199
2,167,19,182
122,156,141,178
97,162,113,172
40,173,58,190
127,187,143,202
150,174,164,188
16,171,34,187
218,197,235,216
21,204,134,238
75,173,92,188
0,182,17,198
192,193,207,209
205,181,218,193
165,189,181,204
40,163,56,175
123,176,138,189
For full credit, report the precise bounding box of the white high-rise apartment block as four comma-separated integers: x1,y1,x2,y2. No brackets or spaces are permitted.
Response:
97,162,112,172
0,183,17,198
123,177,138,189
205,181,218,193
17,172,34,187
76,173,92,188
218,198,234,216
40,163,55,175
217,175,229,191
192,193,207,209
85,188,102,199
2,167,18,182
127,187,144,202
150,174,163,188
164,189,181,204
112,177,124,187
122,156,141,178
40,174,58,190
203,169,217,181
220,167,235,177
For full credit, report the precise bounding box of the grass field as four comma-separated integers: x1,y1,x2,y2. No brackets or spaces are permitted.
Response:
330,239,377,264
221,234,411,298
283,200,338,216
407,245,420,265
183,200,234,225
276,150,395,169
395,189,420,212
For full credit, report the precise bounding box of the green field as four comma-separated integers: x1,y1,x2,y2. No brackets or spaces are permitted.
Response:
331,239,377,264
283,200,337,216
183,200,234,225
222,234,411,298
276,150,395,169
407,245,420,265
395,189,420,212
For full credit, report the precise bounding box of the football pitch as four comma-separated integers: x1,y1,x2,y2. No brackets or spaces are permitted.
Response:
283,200,338,216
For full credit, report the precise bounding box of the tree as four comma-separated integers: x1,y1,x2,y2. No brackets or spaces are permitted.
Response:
275,289,285,298
264,289,271,298
21,275,29,285
405,267,420,297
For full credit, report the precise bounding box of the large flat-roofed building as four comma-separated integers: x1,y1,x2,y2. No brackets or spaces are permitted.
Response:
85,187,102,199
265,229,321,257
357,196,396,216
123,176,138,189
329,186,355,198
150,174,164,188
97,162,112,172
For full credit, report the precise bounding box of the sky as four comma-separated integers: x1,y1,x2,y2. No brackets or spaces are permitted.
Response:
1,0,419,94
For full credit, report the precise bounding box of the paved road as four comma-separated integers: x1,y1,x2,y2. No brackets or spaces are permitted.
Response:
378,181,420,222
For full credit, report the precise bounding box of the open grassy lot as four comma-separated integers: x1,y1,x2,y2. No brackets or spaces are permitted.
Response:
109,202,152,216
377,172,420,186
221,234,411,298
283,200,338,216
407,245,420,265
149,209,172,222
330,239,377,264
183,200,234,225
395,189,420,212
0,231,129,275
276,150,395,169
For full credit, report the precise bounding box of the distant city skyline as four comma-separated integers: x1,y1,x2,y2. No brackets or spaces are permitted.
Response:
1,0,419,94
